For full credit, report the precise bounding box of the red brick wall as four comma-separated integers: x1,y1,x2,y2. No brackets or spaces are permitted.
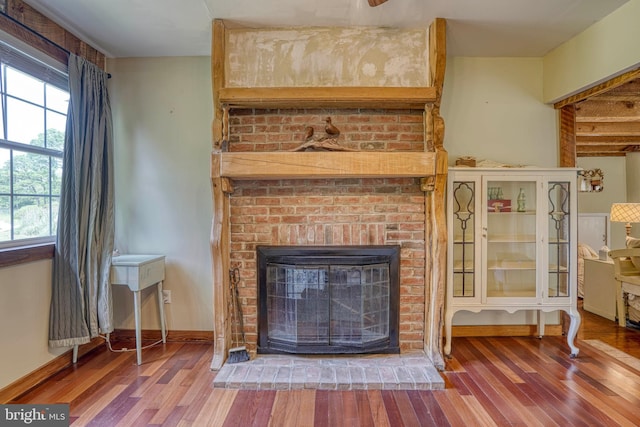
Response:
229,109,425,152
228,109,427,352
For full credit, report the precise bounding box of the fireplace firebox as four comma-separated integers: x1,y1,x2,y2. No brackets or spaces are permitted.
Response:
257,246,400,354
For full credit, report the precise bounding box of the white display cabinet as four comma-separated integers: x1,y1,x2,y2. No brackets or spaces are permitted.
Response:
445,167,580,357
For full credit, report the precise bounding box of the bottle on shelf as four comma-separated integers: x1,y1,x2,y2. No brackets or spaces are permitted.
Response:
517,188,526,212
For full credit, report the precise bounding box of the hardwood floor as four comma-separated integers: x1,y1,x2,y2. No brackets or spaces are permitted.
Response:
11,306,640,426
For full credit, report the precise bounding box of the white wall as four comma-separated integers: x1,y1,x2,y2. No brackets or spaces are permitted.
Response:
441,57,557,167
0,260,67,388
107,57,213,332
544,0,640,103
441,56,560,326
626,153,640,203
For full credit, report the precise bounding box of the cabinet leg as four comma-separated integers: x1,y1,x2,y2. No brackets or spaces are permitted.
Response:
444,309,454,356
566,307,581,358
537,310,545,338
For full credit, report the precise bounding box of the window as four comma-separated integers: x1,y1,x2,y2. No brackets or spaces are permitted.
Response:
0,40,69,248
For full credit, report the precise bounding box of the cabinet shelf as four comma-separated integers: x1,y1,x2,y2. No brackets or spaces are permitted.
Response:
487,289,536,298
453,261,474,271
487,211,535,215
488,260,535,270
488,234,536,243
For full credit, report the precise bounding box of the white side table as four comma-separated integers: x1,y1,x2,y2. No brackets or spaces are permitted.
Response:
111,254,167,365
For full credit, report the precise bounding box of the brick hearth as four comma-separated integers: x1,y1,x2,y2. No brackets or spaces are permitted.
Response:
213,351,444,390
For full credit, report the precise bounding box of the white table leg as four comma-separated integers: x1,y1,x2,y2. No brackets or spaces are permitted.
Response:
134,290,142,365
157,281,167,343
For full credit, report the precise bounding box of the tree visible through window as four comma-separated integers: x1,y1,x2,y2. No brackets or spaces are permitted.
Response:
0,43,69,247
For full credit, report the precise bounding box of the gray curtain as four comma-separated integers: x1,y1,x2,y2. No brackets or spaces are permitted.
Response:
49,54,115,348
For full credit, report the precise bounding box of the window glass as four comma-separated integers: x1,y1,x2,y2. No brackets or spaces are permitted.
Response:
13,195,50,239
45,112,66,148
6,97,45,145
0,97,4,139
5,66,44,104
0,148,8,193
13,151,51,195
0,196,9,241
0,48,68,247
46,85,69,114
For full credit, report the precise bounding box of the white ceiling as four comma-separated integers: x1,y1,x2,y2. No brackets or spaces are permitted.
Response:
23,0,629,58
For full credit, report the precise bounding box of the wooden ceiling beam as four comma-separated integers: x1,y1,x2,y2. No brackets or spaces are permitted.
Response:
576,135,640,144
578,152,627,157
557,74,640,158
554,68,640,109
576,100,640,120
577,144,636,150
576,122,640,135
582,95,640,103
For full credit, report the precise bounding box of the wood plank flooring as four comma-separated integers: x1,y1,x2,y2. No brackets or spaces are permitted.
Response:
11,306,640,426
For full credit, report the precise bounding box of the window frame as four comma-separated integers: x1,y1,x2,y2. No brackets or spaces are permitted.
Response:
0,31,69,255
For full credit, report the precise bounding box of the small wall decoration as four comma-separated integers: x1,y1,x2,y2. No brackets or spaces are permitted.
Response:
578,169,604,192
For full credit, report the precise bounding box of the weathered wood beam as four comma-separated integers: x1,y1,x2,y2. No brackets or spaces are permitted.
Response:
593,78,640,96
4,0,105,68
423,136,447,369
576,100,640,121
576,135,640,144
583,95,640,103
210,175,231,370
554,68,640,109
218,87,437,110
576,122,640,135
212,19,226,149
577,144,636,152
215,151,437,180
429,18,446,106
559,105,576,167
578,152,627,157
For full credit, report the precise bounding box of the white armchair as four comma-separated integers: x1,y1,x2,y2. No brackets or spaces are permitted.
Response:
609,248,640,327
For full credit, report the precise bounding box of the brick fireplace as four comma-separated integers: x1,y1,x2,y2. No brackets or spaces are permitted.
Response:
209,19,449,373
227,109,427,355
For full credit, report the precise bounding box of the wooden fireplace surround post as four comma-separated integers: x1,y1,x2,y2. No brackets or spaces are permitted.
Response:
209,18,448,370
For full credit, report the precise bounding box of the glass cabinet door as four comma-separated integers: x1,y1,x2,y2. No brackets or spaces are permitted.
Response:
450,181,476,298
485,179,537,298
547,181,571,298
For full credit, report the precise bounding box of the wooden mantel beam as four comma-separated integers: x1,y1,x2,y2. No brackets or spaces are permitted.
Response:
213,151,437,180
218,87,436,110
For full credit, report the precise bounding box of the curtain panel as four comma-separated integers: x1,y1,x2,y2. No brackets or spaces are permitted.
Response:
49,54,114,347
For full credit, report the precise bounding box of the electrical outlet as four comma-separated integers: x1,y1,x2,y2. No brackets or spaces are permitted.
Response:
162,290,171,304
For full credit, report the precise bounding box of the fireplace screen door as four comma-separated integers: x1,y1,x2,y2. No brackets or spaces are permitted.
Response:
257,246,400,354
